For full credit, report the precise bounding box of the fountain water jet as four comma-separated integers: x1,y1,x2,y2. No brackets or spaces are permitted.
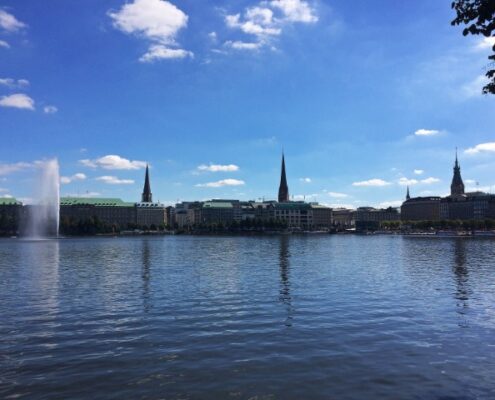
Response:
26,159,60,238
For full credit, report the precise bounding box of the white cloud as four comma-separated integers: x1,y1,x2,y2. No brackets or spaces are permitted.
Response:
398,177,418,186
414,129,439,136
0,93,35,110
299,177,311,183
462,75,489,98
0,10,27,32
139,44,193,62
378,200,402,208
0,161,32,176
108,0,192,62
475,37,495,50
79,155,147,170
64,191,101,198
96,175,135,185
0,194,13,199
224,0,317,51
224,40,263,51
413,169,424,175
60,173,87,185
421,177,440,185
0,78,29,88
0,40,10,49
196,179,245,188
465,142,495,155
197,164,239,172
352,178,391,187
327,192,348,198
270,0,318,23
43,105,58,114
208,31,217,41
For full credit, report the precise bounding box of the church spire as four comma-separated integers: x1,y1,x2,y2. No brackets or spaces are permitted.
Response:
406,186,411,200
278,153,289,203
141,164,152,203
450,149,465,196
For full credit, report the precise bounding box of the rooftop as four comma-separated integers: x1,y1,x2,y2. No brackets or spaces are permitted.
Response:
202,202,233,209
0,197,21,206
60,197,134,207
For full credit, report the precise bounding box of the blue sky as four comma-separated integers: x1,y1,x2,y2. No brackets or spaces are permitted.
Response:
1,0,494,208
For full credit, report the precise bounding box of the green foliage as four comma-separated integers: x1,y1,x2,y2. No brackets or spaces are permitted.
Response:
452,0,495,94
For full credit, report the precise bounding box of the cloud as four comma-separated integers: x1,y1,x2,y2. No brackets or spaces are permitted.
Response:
0,10,27,32
475,37,495,51
462,75,489,98
0,93,35,110
60,173,87,185
64,191,101,198
0,40,10,48
352,178,391,187
224,40,263,51
43,105,58,114
414,129,439,136
299,177,311,183
0,161,32,176
79,155,147,170
196,179,245,188
378,200,402,208
108,0,192,62
0,78,29,88
270,0,318,23
0,194,13,199
197,164,239,172
327,192,348,198
413,169,424,175
465,142,495,155
398,177,418,186
96,175,135,185
224,0,317,51
421,177,440,185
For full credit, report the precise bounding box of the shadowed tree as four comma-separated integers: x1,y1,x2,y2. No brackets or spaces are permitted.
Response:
451,0,495,94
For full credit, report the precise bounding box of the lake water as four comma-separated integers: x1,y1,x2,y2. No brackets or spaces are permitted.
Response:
1,235,494,399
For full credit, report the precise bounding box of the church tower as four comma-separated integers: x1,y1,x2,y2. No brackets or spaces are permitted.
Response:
406,186,411,200
450,149,465,196
141,164,153,203
278,153,289,203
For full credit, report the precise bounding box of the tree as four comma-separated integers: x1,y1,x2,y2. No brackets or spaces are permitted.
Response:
452,0,495,94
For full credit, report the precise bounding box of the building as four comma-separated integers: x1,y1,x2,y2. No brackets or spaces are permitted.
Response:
332,208,355,229
199,201,235,225
278,153,289,203
401,187,441,221
135,165,167,228
60,197,137,228
0,197,22,235
439,152,495,220
268,202,312,229
310,204,333,229
355,207,400,231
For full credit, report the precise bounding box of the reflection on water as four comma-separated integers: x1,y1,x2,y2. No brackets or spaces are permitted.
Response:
278,236,293,327
1,235,495,400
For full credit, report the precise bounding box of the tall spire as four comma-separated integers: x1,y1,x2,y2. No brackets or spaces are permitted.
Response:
406,186,411,200
278,153,289,203
450,149,465,196
142,164,152,203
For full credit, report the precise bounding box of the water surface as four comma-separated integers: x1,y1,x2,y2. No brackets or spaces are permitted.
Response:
1,235,494,399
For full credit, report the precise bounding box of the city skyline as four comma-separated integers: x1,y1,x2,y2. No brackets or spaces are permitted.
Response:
1,0,495,207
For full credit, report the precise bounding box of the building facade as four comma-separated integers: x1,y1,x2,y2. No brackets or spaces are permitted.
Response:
355,207,400,230
0,197,22,235
401,196,441,221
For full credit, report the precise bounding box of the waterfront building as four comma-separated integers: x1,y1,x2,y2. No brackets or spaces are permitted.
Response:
310,204,333,229
331,208,356,229
268,202,312,229
60,197,136,228
0,197,22,235
355,207,400,231
401,187,440,221
439,153,495,220
278,153,289,203
135,165,167,228
199,201,235,225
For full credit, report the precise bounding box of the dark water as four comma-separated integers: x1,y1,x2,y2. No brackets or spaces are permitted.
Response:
1,235,494,400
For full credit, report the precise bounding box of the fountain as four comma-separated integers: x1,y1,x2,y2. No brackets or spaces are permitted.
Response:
25,159,60,238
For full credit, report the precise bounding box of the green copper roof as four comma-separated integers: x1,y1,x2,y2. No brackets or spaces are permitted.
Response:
60,197,134,207
0,197,21,205
274,202,311,210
